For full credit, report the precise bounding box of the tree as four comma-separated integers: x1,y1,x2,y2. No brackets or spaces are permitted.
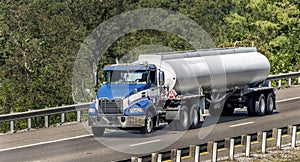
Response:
222,0,300,73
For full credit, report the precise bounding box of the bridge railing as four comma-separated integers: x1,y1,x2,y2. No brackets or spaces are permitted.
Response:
0,70,300,133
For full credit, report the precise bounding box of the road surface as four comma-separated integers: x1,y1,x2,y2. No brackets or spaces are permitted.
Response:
1,86,300,161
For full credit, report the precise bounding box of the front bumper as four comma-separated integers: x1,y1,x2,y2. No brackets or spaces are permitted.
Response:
88,114,146,128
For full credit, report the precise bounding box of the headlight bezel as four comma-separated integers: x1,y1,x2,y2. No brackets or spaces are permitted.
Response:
129,107,144,113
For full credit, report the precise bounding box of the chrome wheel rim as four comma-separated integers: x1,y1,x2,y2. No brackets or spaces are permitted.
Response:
146,116,153,133
192,108,198,126
182,111,188,129
268,96,274,112
259,97,266,113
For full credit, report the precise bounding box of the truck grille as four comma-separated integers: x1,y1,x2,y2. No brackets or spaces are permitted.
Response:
99,98,123,114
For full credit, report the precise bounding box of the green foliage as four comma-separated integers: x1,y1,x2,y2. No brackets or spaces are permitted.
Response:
222,0,300,73
0,0,299,131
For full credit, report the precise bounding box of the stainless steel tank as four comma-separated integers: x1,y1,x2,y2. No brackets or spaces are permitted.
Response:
138,47,270,94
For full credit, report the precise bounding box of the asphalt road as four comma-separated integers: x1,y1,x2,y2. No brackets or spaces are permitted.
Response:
1,86,300,162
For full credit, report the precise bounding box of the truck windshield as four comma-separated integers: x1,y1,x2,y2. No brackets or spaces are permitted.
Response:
104,70,148,84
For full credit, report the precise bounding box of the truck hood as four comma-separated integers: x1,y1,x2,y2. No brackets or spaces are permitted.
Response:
97,84,150,100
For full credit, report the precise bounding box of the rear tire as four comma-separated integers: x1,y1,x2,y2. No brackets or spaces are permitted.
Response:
254,93,266,116
175,106,190,131
190,105,200,129
92,127,105,137
247,95,255,116
266,92,275,115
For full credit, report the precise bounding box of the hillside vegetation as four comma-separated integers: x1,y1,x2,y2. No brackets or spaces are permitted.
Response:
0,0,299,119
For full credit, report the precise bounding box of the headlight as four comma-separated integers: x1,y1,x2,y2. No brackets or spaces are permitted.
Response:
88,108,96,113
129,108,144,113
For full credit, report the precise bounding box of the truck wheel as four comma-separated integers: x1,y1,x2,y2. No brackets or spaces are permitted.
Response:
254,93,266,116
140,111,154,134
92,127,105,137
190,105,200,129
175,106,190,131
247,95,255,116
265,92,275,115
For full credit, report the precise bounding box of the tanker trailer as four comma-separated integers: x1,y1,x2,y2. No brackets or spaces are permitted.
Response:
88,46,275,136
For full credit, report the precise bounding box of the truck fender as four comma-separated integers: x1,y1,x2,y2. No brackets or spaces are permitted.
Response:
124,98,155,116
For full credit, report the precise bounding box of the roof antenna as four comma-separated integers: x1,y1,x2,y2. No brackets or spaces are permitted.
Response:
115,58,119,64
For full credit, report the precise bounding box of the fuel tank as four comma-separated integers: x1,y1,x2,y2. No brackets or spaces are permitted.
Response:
138,47,270,94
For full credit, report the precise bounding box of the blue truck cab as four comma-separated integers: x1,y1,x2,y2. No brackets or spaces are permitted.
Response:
88,63,162,136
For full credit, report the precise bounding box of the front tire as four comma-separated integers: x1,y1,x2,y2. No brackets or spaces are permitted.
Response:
140,111,154,134
92,127,105,137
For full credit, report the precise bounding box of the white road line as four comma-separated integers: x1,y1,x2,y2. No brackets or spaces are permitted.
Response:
229,122,254,128
0,134,93,152
276,96,300,103
130,139,161,147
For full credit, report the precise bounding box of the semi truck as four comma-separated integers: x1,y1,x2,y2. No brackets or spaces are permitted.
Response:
88,44,275,136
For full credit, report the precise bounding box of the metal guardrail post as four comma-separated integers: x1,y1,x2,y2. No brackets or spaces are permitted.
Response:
131,157,142,162
194,146,200,162
157,154,162,162
171,149,177,162
151,153,158,162
207,141,213,153
10,120,14,133
131,157,138,162
10,110,14,133
291,126,297,148
278,79,282,88
77,110,81,122
212,142,218,162
45,107,49,128
27,109,32,130
27,118,31,130
298,70,300,84
229,138,235,160
276,128,282,149
189,145,195,158
176,150,181,162
245,135,251,157
61,113,65,124
288,78,292,87
27,117,31,130
261,132,267,153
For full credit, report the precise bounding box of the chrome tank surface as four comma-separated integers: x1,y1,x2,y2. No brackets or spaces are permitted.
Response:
138,47,270,93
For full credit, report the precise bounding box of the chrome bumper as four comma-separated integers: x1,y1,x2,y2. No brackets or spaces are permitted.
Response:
88,115,146,128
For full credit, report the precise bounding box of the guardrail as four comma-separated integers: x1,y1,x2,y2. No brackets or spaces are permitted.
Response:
267,70,300,88
0,103,90,133
125,124,300,162
0,70,299,133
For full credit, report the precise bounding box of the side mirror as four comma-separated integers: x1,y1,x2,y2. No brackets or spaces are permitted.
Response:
94,71,98,87
159,71,165,86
